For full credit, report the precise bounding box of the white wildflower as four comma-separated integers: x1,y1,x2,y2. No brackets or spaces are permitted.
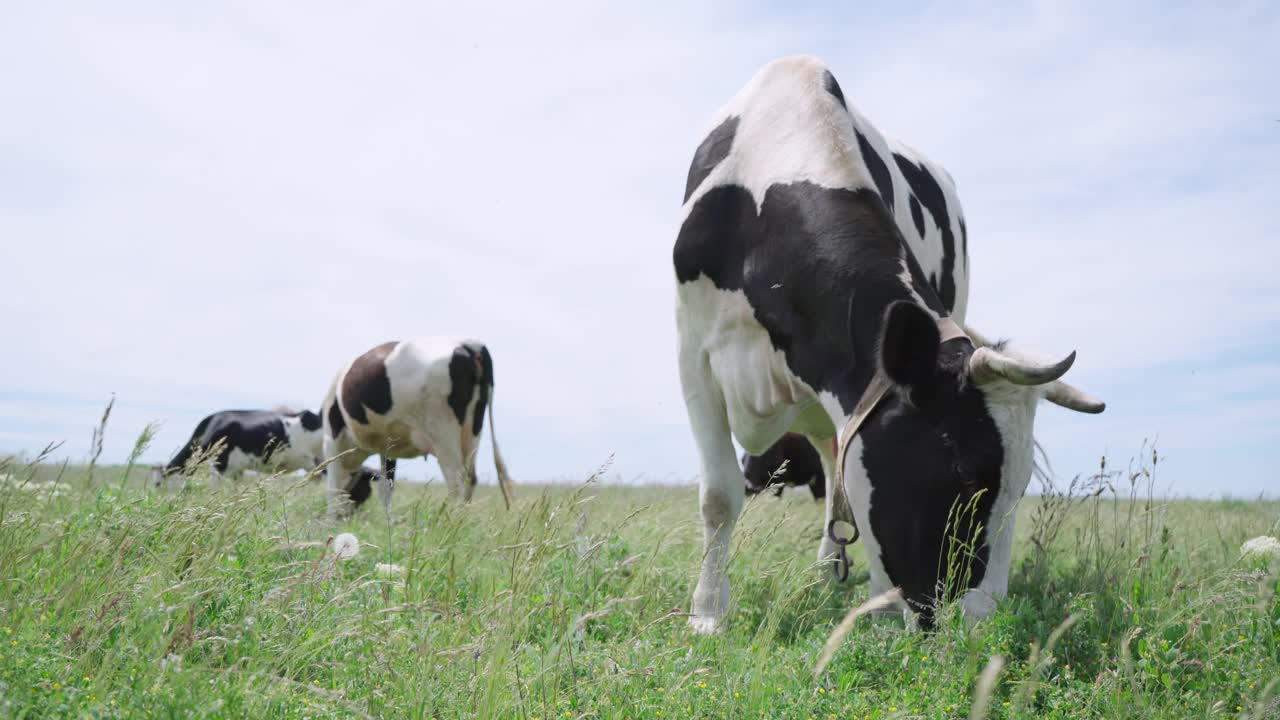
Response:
332,532,360,561
1240,535,1280,558
375,563,406,578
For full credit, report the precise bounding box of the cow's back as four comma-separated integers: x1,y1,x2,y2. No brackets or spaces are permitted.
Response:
679,55,968,319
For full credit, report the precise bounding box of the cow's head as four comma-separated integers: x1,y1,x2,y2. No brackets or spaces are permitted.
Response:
741,452,775,495
846,301,1103,622
285,410,326,465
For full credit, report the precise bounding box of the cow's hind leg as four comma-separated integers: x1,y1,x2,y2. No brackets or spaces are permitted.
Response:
680,350,743,635
378,457,396,513
424,409,471,504
435,445,469,505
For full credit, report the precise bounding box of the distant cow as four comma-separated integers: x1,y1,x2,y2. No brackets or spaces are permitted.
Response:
152,408,325,487
742,433,824,500
674,56,1105,633
321,338,514,518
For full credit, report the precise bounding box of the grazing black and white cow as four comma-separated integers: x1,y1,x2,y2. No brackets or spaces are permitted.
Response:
674,56,1105,633
742,433,825,500
321,338,514,518
151,408,325,487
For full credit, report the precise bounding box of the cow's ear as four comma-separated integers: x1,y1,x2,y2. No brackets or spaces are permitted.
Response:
879,301,940,393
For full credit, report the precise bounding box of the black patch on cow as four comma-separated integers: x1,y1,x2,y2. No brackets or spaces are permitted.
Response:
162,413,215,473
298,410,322,432
472,346,493,436
742,433,824,500
447,346,478,427
327,400,346,439
163,410,293,475
346,468,375,508
674,181,942,410
854,130,894,214
191,414,213,439
382,457,397,483
909,194,926,238
683,116,739,203
958,217,968,266
893,153,957,312
822,69,846,109
341,341,398,425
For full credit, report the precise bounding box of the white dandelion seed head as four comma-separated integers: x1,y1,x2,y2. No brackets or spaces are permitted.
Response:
332,532,360,560
1240,535,1280,558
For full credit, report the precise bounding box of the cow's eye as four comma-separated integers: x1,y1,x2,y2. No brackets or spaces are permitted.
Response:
953,462,976,486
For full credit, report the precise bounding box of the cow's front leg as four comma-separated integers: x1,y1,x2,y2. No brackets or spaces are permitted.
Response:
680,351,743,635
959,507,1016,621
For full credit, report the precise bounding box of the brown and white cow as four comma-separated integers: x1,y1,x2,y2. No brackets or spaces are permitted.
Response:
320,338,514,518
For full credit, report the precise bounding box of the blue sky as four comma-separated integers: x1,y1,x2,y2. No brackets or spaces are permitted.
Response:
1,1,1277,496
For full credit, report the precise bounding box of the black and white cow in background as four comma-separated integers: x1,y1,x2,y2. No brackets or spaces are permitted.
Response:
674,56,1105,633
151,408,326,487
321,338,514,518
742,433,825,500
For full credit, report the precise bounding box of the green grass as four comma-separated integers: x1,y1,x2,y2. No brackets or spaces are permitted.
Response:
0,450,1277,719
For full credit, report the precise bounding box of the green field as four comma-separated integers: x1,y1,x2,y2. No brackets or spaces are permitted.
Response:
1,447,1277,719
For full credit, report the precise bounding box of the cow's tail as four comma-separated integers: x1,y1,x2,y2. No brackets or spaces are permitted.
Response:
486,384,515,510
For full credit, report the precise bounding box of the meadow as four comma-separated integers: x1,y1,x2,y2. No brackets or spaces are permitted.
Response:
1,437,1277,719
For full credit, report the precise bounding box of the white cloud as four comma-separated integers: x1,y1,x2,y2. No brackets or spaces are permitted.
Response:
1,2,1276,495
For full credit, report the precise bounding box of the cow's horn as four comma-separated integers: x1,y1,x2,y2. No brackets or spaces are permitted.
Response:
1044,381,1106,414
969,347,1076,386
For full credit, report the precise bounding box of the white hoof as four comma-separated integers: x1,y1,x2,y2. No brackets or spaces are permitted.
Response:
688,614,723,635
